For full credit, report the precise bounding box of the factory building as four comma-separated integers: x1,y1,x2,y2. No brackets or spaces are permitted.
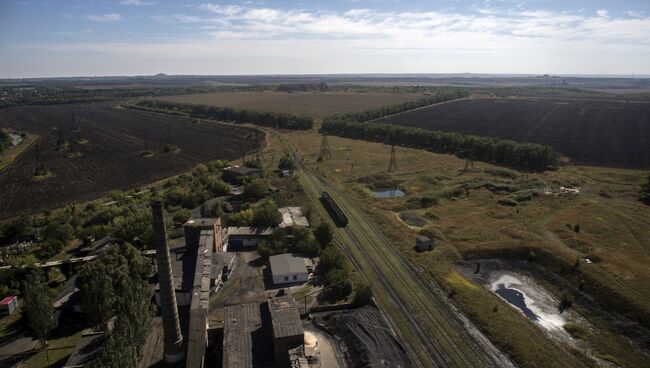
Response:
269,254,309,286
222,295,305,368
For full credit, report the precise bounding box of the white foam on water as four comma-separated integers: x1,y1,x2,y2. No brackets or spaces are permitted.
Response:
491,273,565,331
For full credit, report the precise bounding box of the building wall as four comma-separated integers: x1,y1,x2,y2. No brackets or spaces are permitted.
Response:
273,335,304,368
272,271,308,285
155,290,192,307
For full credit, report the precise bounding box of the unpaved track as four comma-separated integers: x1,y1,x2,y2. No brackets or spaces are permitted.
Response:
276,131,514,367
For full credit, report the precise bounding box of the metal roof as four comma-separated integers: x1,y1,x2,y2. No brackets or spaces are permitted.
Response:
0,296,15,305
226,227,274,236
223,302,269,368
278,207,310,228
269,254,307,276
268,296,304,339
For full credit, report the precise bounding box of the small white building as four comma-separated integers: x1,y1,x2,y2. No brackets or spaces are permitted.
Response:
269,254,308,285
415,235,434,252
0,296,18,316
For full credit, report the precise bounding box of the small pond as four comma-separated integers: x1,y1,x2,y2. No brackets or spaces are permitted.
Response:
9,133,23,146
491,274,565,330
372,188,405,197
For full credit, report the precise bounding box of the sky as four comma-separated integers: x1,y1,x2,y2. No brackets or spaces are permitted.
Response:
0,0,649,78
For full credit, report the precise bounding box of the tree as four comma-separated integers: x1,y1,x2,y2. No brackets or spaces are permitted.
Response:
22,272,57,348
323,269,352,301
317,246,347,276
76,262,115,330
353,280,373,305
41,221,73,244
641,173,650,205
173,209,192,224
313,223,333,247
278,154,296,171
110,208,154,249
293,227,321,257
243,179,267,201
252,199,282,227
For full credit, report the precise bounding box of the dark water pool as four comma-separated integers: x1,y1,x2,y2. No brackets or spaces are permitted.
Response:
373,188,405,197
495,285,539,321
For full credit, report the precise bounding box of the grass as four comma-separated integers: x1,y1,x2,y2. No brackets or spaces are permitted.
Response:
152,91,426,120
276,129,650,368
0,132,38,172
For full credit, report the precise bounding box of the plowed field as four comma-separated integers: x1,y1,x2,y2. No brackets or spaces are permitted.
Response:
375,97,650,168
0,102,262,217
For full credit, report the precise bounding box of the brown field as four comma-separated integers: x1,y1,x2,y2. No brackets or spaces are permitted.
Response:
264,129,650,367
375,97,650,169
153,91,425,119
0,102,262,217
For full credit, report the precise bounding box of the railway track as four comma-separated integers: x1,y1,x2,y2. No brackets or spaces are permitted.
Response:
275,131,514,367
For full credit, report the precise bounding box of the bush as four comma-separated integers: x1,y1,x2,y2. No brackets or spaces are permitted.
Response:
317,246,347,276
278,154,296,171
313,223,333,247
323,269,352,301
173,209,192,224
251,199,282,227
353,281,373,305
498,198,518,207
563,322,589,339
559,289,574,311
243,179,267,201
37,239,65,259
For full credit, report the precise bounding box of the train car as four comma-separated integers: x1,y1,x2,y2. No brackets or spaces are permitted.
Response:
320,191,348,227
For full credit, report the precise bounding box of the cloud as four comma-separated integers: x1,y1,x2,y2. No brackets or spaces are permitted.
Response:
121,0,155,5
85,13,122,22
150,14,202,23
596,9,608,18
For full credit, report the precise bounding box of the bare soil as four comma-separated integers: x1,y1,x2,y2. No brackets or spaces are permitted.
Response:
0,102,263,217
375,97,650,168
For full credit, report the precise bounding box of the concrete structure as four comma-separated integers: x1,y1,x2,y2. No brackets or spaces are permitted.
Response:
185,230,213,368
222,165,261,183
278,206,310,228
222,296,304,368
184,217,222,252
62,332,105,368
415,235,435,252
269,296,304,367
269,254,308,285
212,252,235,288
151,201,185,364
0,296,17,316
224,227,273,250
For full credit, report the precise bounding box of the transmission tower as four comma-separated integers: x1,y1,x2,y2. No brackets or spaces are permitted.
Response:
387,145,398,172
319,135,332,161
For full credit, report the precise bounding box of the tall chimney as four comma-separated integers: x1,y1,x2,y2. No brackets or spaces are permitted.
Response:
151,200,185,363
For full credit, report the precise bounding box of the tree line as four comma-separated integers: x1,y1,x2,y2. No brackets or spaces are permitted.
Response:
131,100,314,130
320,120,559,171
323,89,469,124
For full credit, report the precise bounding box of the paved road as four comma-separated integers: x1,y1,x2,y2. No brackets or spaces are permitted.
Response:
276,131,514,367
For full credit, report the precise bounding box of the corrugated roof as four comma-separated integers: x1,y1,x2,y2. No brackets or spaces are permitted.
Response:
223,303,263,368
0,296,15,305
269,254,307,276
268,296,304,339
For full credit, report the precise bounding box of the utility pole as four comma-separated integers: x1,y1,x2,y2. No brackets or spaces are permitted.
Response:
388,145,398,172
319,135,332,161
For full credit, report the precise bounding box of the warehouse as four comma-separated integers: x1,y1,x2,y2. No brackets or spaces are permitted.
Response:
224,227,274,250
269,254,308,285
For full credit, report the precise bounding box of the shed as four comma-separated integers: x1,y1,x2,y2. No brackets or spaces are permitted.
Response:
0,296,18,316
223,166,261,183
269,254,308,285
225,227,273,250
415,235,434,252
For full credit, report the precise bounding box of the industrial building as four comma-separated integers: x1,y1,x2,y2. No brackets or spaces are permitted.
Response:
223,226,274,250
415,235,435,252
0,296,17,316
222,295,305,368
62,332,106,368
278,206,310,228
269,254,309,286
222,165,262,183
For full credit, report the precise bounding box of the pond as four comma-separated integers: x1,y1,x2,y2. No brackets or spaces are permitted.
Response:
372,188,405,197
490,274,565,331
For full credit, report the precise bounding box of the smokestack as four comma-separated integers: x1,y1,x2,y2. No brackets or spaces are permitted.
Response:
151,200,185,363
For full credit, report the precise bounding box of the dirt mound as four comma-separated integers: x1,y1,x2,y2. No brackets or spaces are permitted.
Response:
313,305,412,368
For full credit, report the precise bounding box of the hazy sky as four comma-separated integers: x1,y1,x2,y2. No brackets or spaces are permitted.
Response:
1,0,649,78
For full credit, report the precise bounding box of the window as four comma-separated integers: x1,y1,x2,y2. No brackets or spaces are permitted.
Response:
293,275,297,281
284,276,289,281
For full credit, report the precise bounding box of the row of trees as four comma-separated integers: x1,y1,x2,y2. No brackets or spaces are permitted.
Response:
0,130,11,153
320,120,559,171
132,100,314,130
323,89,469,124
641,173,650,205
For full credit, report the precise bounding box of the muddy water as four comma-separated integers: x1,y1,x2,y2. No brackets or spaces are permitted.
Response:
490,273,566,331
